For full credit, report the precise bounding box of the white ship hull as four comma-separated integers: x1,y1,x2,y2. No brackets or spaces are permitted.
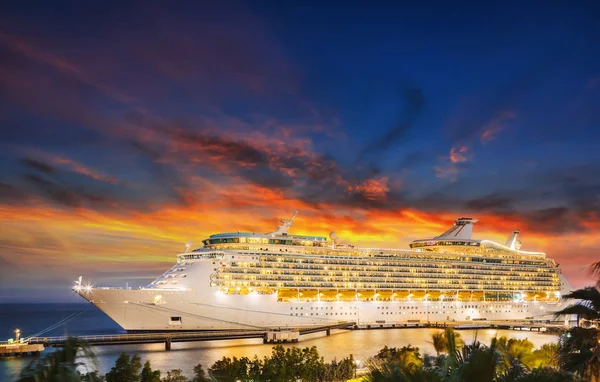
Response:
76,287,566,332
73,215,573,331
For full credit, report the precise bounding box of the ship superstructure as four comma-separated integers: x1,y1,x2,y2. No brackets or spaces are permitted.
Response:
74,213,573,331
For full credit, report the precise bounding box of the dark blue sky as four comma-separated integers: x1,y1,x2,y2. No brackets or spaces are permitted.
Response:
1,0,600,301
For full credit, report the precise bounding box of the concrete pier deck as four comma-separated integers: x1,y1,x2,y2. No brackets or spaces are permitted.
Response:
0,343,44,357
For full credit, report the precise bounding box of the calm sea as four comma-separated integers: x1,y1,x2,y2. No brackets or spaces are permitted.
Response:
0,304,559,381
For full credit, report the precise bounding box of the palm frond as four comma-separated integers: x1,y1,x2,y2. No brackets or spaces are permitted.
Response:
590,261,600,288
554,304,600,320
561,287,600,302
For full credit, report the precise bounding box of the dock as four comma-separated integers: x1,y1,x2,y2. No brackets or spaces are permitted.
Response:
2,322,355,352
354,319,567,334
1,319,568,355
0,343,44,357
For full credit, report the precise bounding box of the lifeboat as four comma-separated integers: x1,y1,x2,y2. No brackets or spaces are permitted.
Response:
471,291,484,301
427,290,441,300
299,289,319,300
376,290,394,301
277,289,299,300
337,290,358,301
411,290,427,300
524,292,547,301
319,290,338,301
395,290,411,299
458,291,472,301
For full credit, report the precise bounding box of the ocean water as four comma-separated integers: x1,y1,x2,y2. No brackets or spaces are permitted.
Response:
0,304,560,381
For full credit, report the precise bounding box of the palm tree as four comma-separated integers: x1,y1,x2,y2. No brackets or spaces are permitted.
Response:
558,327,600,382
496,337,536,372
554,287,600,324
511,367,579,382
531,343,559,369
555,260,600,325
365,345,442,382
592,260,600,288
456,339,499,382
554,260,600,381
431,331,446,356
16,337,99,382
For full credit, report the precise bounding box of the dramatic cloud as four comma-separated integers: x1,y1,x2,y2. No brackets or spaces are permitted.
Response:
449,145,469,163
49,157,121,185
346,176,390,201
1,2,599,302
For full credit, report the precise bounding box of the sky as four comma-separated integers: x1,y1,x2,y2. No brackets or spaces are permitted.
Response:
1,1,599,303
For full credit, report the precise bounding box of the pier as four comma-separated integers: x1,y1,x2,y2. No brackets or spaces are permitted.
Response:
0,343,44,357
1,320,568,355
354,319,567,334
2,322,355,352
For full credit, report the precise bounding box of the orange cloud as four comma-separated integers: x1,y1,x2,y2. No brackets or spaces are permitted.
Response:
449,145,469,163
436,110,516,181
480,110,516,143
50,157,121,185
1,193,599,300
346,177,390,200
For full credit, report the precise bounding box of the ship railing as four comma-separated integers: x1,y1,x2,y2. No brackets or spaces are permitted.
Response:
214,276,559,288
214,283,560,294
221,265,559,276
253,258,555,271
217,269,559,282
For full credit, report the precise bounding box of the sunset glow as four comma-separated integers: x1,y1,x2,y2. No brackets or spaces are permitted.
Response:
1,2,599,302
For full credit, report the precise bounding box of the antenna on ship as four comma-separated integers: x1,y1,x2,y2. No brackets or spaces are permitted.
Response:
184,241,192,253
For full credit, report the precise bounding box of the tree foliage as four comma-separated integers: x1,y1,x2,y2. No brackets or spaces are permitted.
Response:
140,360,161,382
558,327,600,382
191,364,209,382
364,330,583,382
161,369,188,382
16,337,100,382
206,345,355,382
105,353,142,382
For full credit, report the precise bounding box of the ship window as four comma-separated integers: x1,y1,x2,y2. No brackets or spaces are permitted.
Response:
170,317,181,321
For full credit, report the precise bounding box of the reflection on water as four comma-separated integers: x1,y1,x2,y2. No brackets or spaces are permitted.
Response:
83,328,557,378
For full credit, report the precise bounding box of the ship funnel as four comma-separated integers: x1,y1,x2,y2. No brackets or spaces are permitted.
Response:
434,217,478,240
270,211,298,235
505,230,520,250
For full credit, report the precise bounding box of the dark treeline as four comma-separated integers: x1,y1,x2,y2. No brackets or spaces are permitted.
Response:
16,344,356,382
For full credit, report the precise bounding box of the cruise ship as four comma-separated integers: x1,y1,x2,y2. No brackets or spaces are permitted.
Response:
73,213,573,331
